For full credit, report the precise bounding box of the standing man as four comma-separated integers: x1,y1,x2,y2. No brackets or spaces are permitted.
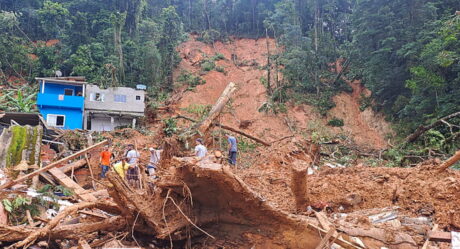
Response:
126,144,140,188
99,145,112,178
147,146,162,178
226,134,238,166
194,138,207,159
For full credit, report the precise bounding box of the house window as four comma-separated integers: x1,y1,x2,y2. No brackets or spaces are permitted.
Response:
114,94,127,103
136,95,141,100
47,114,65,127
64,89,74,96
90,93,104,102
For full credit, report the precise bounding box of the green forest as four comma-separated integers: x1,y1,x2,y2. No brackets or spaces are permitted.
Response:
0,0,459,147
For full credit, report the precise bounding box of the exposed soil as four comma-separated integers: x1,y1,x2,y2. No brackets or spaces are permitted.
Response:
175,36,392,150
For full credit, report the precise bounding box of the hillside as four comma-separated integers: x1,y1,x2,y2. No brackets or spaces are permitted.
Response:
174,36,393,151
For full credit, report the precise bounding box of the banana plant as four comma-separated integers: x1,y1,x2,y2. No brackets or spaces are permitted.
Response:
1,88,37,112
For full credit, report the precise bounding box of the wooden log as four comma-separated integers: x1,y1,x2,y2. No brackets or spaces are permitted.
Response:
196,82,237,135
175,115,270,146
213,123,270,146
59,159,87,174
0,140,108,190
290,160,309,211
405,111,460,143
438,150,460,172
11,201,105,248
0,216,125,242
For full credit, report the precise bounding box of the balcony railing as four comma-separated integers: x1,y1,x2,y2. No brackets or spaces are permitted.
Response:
37,93,84,109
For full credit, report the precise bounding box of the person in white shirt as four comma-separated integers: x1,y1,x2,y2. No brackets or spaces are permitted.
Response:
126,144,140,188
147,146,162,178
194,138,207,159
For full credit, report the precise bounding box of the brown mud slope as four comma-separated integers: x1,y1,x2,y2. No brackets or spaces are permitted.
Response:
239,154,460,230
175,36,392,150
309,162,460,229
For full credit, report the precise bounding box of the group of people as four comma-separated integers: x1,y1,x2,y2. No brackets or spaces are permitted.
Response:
99,144,162,187
193,134,238,165
98,134,238,187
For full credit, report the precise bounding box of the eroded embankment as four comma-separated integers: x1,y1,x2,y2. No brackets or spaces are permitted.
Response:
174,36,392,150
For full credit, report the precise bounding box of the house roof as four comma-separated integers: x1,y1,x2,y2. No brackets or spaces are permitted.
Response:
36,77,88,86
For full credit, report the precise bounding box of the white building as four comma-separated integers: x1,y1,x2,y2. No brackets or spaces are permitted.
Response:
84,85,145,131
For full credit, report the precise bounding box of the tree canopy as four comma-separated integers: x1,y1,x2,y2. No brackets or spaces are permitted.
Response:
0,0,459,142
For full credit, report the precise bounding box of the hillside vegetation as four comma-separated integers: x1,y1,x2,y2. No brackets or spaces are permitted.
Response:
0,0,459,156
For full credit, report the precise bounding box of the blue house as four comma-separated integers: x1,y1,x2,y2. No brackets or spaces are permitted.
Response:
36,77,87,130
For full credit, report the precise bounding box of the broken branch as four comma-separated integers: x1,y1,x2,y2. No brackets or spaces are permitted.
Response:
405,111,460,143
437,150,460,172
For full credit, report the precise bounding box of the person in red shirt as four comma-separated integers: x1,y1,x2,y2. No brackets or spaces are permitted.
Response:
100,145,112,178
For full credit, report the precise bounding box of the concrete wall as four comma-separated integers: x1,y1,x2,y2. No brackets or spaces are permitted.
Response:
88,116,134,131
84,85,145,114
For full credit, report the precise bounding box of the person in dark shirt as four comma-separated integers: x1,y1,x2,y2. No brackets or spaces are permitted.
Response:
225,134,238,166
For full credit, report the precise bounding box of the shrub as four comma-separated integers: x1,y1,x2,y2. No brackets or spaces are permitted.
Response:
182,104,212,119
163,118,177,137
327,118,344,127
177,71,206,90
211,53,225,61
359,94,372,111
201,60,215,71
215,66,225,73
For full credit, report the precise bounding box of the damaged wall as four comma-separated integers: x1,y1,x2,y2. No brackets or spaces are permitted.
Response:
0,125,42,169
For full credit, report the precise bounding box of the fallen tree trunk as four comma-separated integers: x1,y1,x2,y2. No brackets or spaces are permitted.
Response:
437,150,460,172
0,216,125,242
213,123,270,146
196,82,236,135
0,140,108,190
10,200,118,248
405,112,460,143
176,115,270,146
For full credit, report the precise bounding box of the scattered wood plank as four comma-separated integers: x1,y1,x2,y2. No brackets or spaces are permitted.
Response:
422,224,438,249
85,154,96,190
315,226,336,249
428,231,451,242
0,140,108,190
39,172,57,185
60,159,86,174
48,168,97,202
438,150,460,172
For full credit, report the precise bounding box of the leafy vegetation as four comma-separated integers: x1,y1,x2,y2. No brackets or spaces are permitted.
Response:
177,71,206,91
327,118,344,127
0,0,458,155
182,104,212,120
163,118,178,137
